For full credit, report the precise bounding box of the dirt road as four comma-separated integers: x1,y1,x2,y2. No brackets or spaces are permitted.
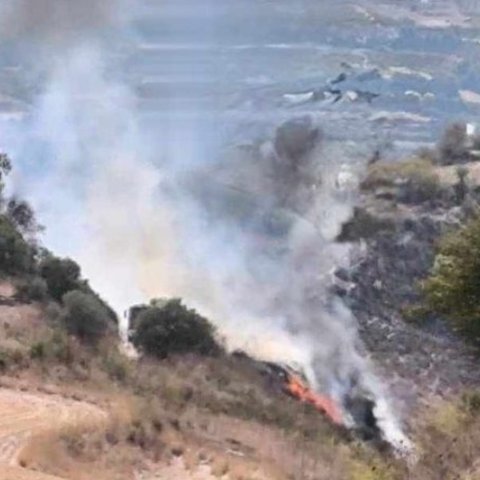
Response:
0,387,106,480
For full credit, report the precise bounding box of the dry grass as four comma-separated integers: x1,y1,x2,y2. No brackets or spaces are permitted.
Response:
2,288,480,480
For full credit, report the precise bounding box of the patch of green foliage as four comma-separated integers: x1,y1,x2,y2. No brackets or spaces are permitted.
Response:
0,215,35,274
0,153,39,275
337,207,395,242
29,330,74,364
462,390,480,415
6,197,42,235
62,290,116,344
16,276,48,302
101,347,132,383
361,158,441,204
39,256,82,301
437,122,470,165
422,214,480,344
131,299,221,359
38,254,117,328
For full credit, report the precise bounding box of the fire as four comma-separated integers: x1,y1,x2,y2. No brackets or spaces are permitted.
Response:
285,374,343,425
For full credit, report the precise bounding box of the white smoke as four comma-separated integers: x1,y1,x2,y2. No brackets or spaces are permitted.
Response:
0,0,412,451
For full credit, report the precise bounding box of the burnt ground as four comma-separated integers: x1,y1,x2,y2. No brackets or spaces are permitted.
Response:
334,190,480,404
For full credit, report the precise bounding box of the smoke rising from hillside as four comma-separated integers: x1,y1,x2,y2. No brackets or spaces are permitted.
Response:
0,0,411,450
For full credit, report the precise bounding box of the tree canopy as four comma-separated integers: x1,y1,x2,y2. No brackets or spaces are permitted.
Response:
422,215,480,344
131,299,221,359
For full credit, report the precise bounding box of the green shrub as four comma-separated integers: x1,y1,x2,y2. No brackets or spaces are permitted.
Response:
45,301,63,324
131,299,221,359
337,207,395,242
400,303,431,324
361,158,441,204
40,256,81,301
81,283,118,326
62,290,115,343
6,198,41,235
0,155,38,275
0,347,26,370
462,391,480,415
49,330,74,363
437,122,470,165
102,348,132,382
29,330,74,364
416,146,439,164
454,166,469,204
422,214,480,343
0,215,35,274
16,276,48,302
29,341,46,360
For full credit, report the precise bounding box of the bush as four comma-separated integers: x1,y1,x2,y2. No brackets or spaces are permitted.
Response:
29,330,73,364
62,290,115,343
361,158,441,204
437,122,470,165
102,348,132,383
337,207,395,242
40,256,81,301
29,341,46,360
0,215,35,274
6,198,41,235
16,276,48,302
0,347,25,370
422,214,480,343
416,146,439,164
131,299,221,359
462,391,480,415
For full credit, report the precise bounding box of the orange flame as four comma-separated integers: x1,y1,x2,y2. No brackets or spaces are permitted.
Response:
285,374,343,425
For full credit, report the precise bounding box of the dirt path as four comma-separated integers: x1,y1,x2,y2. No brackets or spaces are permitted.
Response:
0,387,107,480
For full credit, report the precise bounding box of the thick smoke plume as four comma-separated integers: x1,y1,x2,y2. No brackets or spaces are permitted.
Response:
0,0,411,451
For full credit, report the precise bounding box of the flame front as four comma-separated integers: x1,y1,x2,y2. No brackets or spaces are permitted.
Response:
285,374,343,425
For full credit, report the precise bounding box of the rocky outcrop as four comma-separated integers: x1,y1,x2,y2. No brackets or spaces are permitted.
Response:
336,192,480,401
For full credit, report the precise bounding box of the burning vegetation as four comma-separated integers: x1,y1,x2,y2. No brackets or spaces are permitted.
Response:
231,353,386,447
284,373,343,426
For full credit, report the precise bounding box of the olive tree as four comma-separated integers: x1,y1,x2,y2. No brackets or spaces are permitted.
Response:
131,299,221,359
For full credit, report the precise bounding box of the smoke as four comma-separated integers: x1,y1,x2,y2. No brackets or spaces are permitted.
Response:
0,0,128,45
0,0,411,451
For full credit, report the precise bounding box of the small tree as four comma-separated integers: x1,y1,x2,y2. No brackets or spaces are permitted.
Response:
422,215,480,343
0,215,34,274
40,256,81,301
62,290,115,343
131,299,221,359
0,153,12,207
0,153,11,183
454,166,469,204
16,276,48,302
6,198,41,235
438,122,469,164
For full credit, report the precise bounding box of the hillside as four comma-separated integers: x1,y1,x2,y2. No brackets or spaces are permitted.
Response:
0,129,478,480
4,1,480,479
